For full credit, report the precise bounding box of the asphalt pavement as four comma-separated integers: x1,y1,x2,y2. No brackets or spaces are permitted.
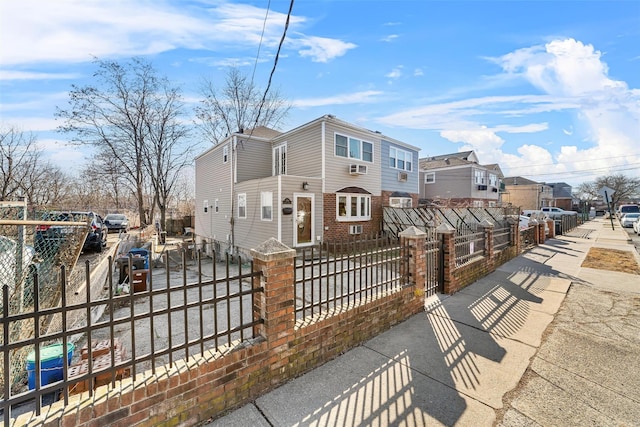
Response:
204,217,639,426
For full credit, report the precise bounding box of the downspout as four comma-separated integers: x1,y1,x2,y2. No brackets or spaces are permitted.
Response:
230,135,236,256
321,120,326,242
277,175,282,242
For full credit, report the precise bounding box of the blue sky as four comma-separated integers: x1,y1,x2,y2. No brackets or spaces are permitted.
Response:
1,0,639,187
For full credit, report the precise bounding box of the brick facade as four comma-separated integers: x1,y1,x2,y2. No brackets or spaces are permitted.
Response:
322,193,383,242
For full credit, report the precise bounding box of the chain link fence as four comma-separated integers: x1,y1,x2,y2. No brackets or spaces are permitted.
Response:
0,201,88,397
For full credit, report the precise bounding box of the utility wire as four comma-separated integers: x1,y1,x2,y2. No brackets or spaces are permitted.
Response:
251,0,271,86
250,0,295,133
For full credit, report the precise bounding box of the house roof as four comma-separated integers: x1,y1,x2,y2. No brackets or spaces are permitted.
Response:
242,126,282,139
547,182,573,198
419,157,473,170
424,151,476,162
503,176,539,186
484,164,505,178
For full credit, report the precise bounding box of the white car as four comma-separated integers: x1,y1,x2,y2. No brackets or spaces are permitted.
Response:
633,219,640,235
620,212,640,228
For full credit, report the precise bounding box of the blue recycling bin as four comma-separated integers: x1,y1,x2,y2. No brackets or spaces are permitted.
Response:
128,248,149,270
26,343,75,389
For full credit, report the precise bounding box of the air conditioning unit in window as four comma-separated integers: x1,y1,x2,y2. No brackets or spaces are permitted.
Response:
349,164,367,175
349,224,363,235
478,185,487,190
398,172,408,182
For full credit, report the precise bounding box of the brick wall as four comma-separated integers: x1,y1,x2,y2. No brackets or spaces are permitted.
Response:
19,238,424,427
322,193,383,242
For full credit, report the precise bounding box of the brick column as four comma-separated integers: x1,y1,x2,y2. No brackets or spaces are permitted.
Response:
529,219,540,245
480,219,494,271
547,219,555,238
436,223,456,294
250,238,296,349
510,221,521,253
399,226,427,290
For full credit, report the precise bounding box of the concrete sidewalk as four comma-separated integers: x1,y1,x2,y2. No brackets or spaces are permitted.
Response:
205,218,640,426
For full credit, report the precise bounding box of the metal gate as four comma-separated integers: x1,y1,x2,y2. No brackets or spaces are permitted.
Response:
424,228,442,297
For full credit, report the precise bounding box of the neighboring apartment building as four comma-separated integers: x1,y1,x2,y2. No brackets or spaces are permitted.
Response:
194,115,420,256
418,151,503,207
502,176,554,211
546,182,574,211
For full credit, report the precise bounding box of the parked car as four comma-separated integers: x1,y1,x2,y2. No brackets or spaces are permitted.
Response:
0,235,40,293
35,211,108,254
104,214,129,233
633,218,640,235
540,207,577,219
616,204,639,219
620,212,640,228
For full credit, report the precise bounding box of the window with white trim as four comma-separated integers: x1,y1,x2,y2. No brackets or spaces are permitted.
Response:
389,197,412,208
222,145,228,163
337,194,371,221
424,172,435,184
273,143,286,175
238,193,246,218
335,134,373,162
214,199,219,213
473,200,484,208
261,192,272,221
489,173,497,187
389,147,412,171
474,169,485,184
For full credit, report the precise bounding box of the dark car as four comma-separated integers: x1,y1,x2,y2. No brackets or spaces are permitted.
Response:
35,211,108,254
104,213,129,233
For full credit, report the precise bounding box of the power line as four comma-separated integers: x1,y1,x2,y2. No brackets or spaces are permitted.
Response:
251,0,295,132
250,0,271,86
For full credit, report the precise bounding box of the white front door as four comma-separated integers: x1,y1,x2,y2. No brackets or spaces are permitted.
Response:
294,194,314,247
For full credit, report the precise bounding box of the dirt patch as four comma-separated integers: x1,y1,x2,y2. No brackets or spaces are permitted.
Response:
581,247,640,275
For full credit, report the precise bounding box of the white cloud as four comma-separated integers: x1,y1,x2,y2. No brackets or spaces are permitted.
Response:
0,0,352,69
293,91,383,108
0,70,81,81
296,36,357,63
414,68,424,77
381,34,399,42
385,66,403,79
378,38,640,183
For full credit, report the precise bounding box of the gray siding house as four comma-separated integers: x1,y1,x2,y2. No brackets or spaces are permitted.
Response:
418,151,503,207
194,115,420,257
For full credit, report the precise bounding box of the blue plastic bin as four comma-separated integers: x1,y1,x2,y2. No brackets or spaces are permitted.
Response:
128,248,150,270
26,343,74,389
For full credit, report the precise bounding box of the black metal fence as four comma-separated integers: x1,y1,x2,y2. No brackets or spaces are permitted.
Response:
1,251,263,424
294,236,408,320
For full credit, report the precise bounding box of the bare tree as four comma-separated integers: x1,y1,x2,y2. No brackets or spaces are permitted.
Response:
142,84,192,229
578,174,640,208
0,126,40,200
56,58,189,227
195,67,290,145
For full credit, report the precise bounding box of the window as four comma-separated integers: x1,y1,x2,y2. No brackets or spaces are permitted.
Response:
222,145,228,163
335,134,373,163
389,197,412,208
473,200,484,208
273,143,286,176
489,173,497,187
238,193,246,218
389,147,412,171
337,194,371,221
474,170,485,185
214,199,219,213
424,172,435,184
261,192,272,221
